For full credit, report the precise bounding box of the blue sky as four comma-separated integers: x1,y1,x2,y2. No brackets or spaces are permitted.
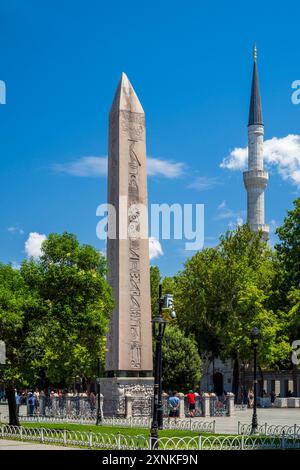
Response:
1,0,300,276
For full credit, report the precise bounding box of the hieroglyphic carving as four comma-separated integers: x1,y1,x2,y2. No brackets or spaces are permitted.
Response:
128,140,142,368
121,111,145,141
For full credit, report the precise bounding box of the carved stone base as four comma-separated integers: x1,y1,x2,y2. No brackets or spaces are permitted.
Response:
100,377,154,417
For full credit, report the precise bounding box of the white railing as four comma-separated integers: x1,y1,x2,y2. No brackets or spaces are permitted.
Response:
238,422,300,436
2,415,215,433
1,425,300,450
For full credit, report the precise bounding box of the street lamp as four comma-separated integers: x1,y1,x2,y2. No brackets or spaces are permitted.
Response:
250,326,261,434
150,284,168,449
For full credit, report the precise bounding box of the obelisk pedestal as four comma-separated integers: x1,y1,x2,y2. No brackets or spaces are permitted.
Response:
101,73,154,417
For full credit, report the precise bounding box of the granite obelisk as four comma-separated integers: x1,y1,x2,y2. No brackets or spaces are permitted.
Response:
105,73,153,385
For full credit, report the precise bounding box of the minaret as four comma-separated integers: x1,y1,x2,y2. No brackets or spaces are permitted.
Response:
243,45,269,237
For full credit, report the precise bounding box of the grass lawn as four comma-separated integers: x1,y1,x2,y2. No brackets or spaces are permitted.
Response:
22,421,212,438
2,422,298,449
7,422,244,449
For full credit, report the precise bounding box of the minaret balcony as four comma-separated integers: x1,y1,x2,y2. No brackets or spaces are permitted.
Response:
250,223,269,233
243,169,268,190
250,224,269,240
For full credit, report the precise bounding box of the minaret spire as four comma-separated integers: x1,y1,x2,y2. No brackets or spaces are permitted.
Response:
253,43,257,62
243,45,269,238
248,44,263,126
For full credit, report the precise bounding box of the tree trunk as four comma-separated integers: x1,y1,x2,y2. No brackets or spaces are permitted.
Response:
232,356,239,403
6,387,20,426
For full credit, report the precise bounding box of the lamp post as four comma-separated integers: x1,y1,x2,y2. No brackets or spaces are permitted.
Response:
250,326,261,434
96,356,102,425
150,284,168,449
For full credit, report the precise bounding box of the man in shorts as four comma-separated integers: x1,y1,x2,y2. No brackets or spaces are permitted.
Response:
168,391,180,420
186,390,196,417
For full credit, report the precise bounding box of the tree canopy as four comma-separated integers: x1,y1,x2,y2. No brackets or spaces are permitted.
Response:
276,198,300,292
0,232,114,421
170,224,295,395
162,324,202,392
19,232,114,385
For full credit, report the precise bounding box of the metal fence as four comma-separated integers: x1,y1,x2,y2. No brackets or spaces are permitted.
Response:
18,395,154,419
4,415,216,433
238,422,300,436
2,394,234,419
27,395,99,419
1,425,300,450
210,396,228,416
132,396,153,417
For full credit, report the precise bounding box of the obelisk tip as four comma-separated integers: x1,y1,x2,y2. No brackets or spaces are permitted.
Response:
110,73,144,114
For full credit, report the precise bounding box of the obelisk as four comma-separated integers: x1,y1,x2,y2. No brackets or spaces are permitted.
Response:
101,73,153,415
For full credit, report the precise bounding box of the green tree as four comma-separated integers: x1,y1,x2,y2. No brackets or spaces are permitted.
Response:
20,232,114,386
287,288,300,339
216,227,289,369
0,264,37,425
174,247,224,358
175,225,290,396
162,276,175,296
276,198,300,292
162,324,202,391
0,233,114,425
275,198,300,344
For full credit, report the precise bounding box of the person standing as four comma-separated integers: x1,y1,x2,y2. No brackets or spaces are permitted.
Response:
40,389,46,416
270,390,276,405
34,389,39,414
15,391,21,416
27,392,36,417
168,391,180,421
89,391,96,415
248,389,254,408
186,390,196,417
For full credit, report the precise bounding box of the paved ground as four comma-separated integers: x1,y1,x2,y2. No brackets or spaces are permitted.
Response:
0,409,299,450
199,408,300,434
0,439,77,450
1,404,300,436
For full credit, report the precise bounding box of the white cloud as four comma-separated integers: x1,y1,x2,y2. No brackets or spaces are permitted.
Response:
147,158,185,178
25,232,47,259
220,134,300,187
7,226,24,235
216,200,245,223
149,237,163,260
188,176,218,191
53,156,184,179
53,156,107,177
221,147,248,170
228,217,244,230
216,200,236,220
